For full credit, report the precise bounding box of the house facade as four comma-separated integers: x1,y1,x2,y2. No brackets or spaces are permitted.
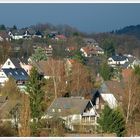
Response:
2,58,21,69
0,58,29,86
45,97,99,132
80,46,104,58
108,55,129,66
0,68,28,86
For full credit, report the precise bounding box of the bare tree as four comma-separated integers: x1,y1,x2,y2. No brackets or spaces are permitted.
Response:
67,61,94,97
122,72,140,136
44,58,66,99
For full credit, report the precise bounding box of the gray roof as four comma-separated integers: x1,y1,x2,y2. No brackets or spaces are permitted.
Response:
10,58,21,68
9,28,35,36
83,38,97,43
3,68,28,81
47,97,90,117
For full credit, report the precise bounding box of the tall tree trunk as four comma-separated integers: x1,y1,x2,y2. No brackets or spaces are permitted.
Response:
18,94,31,137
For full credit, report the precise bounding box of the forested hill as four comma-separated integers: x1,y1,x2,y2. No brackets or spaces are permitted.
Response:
114,24,140,40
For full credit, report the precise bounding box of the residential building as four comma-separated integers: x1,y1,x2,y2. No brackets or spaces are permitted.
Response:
108,55,129,67
44,45,53,57
2,58,21,69
33,30,43,38
2,57,32,75
0,68,28,86
8,30,32,40
80,46,104,58
98,80,125,108
45,97,99,132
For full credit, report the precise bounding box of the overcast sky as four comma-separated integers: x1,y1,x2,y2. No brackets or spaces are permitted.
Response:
0,3,140,33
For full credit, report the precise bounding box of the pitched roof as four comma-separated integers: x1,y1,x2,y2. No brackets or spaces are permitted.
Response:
2,68,28,81
99,81,125,102
10,58,21,68
83,38,97,44
32,59,65,76
47,97,90,116
111,55,128,61
81,47,94,55
35,30,42,36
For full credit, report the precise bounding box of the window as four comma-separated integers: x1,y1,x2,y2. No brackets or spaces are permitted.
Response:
52,109,55,112
8,61,10,65
58,109,61,112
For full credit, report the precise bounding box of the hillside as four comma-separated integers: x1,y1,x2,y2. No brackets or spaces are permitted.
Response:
114,24,140,40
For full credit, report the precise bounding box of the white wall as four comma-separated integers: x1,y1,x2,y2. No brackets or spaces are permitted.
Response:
108,57,128,65
0,71,8,85
2,58,16,69
101,93,118,109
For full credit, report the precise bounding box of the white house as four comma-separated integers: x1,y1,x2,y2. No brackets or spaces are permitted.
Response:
8,31,23,40
98,81,125,108
2,58,32,75
101,93,118,109
0,58,30,86
108,55,129,66
45,97,99,131
8,30,32,40
0,70,9,86
2,58,21,69
0,68,28,86
80,46,104,58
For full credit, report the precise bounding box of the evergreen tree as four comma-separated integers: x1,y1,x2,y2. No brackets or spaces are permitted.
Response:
73,50,86,64
13,25,17,30
0,24,6,30
99,62,114,80
98,105,125,137
25,67,44,122
31,47,47,62
102,38,115,57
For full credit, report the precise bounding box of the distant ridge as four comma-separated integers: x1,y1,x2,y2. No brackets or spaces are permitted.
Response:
114,24,140,40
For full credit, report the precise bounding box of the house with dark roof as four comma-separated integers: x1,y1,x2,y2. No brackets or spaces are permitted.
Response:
44,97,99,131
23,30,32,39
2,57,32,75
0,68,28,86
108,55,129,67
33,30,43,38
8,29,32,40
0,58,29,86
2,58,21,69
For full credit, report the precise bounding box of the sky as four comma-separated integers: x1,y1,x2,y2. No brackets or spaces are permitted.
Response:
0,3,140,33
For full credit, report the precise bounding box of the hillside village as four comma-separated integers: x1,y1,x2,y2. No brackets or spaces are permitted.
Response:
0,24,140,137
